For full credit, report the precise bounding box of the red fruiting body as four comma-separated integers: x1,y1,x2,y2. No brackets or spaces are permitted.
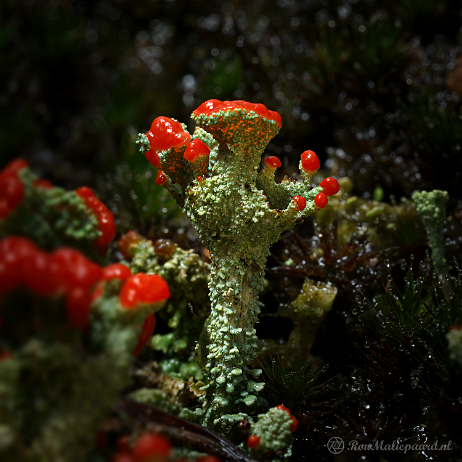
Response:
66,286,93,329
300,150,320,172
193,99,282,127
292,195,307,211
275,405,292,415
247,435,261,448
184,139,210,162
133,314,156,356
156,170,167,186
75,186,95,201
264,156,282,168
102,263,132,280
3,159,28,175
154,239,176,260
53,248,103,292
314,192,328,208
145,150,160,168
76,187,116,250
98,210,116,248
0,237,38,295
91,282,103,301
119,273,170,309
0,174,24,217
0,159,28,219
290,415,299,432
319,177,339,196
117,230,143,259
132,433,172,460
23,250,61,295
145,117,191,166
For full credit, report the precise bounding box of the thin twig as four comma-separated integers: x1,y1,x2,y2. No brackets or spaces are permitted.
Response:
115,398,259,462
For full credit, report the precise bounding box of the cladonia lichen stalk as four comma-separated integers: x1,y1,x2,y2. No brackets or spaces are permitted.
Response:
137,100,339,431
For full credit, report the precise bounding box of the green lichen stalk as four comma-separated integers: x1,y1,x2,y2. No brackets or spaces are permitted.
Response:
138,100,332,431
412,189,449,279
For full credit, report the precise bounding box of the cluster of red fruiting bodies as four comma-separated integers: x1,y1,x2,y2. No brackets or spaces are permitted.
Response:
246,405,298,450
264,150,339,210
112,432,221,462
0,235,170,353
142,101,339,210
76,186,117,251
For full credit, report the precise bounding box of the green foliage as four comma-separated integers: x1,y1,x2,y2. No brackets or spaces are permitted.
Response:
201,54,244,99
261,357,323,409
376,271,433,332
363,263,462,379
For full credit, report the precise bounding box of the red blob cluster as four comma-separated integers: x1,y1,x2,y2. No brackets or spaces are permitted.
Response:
247,434,260,448
264,156,282,168
132,314,156,356
292,195,307,211
111,432,223,462
145,116,191,167
300,150,320,172
76,187,116,252
313,177,339,209
0,237,102,329
0,159,28,219
184,139,210,162
275,405,299,433
319,177,340,196
156,170,167,186
0,236,168,344
119,273,171,309
193,99,282,127
102,263,132,280
314,192,328,209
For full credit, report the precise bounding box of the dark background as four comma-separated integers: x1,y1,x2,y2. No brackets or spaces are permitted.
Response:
2,0,462,204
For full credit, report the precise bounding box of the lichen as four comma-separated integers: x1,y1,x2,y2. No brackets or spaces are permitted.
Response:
278,279,337,362
128,235,210,380
138,100,335,433
248,407,294,461
412,189,449,279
